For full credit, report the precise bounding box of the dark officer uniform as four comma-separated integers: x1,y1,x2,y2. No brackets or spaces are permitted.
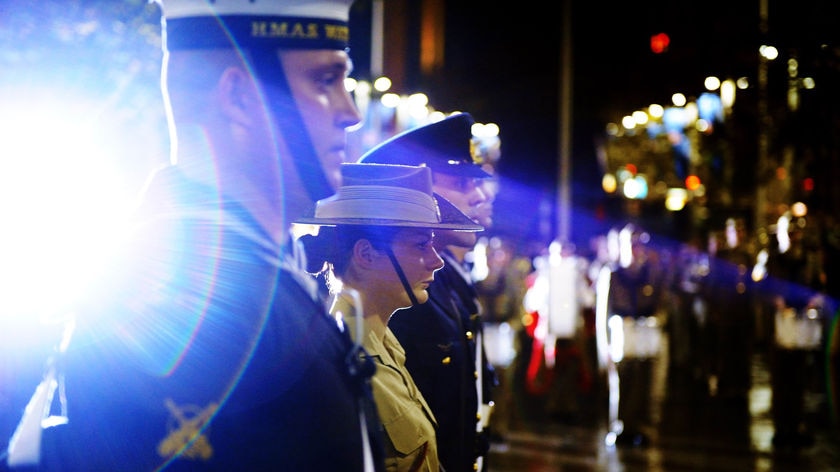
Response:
360,113,495,472
389,248,492,472
5,167,384,471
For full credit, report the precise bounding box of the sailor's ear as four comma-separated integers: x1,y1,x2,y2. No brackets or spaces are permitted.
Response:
217,66,261,127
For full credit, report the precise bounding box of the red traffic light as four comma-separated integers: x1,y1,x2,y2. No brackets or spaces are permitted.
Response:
650,32,670,54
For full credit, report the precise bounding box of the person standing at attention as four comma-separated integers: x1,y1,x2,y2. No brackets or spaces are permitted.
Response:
360,113,497,472
3,0,386,471
297,163,483,471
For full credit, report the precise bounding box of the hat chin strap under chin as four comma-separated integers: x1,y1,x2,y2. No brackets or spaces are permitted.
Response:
249,48,335,202
385,247,420,307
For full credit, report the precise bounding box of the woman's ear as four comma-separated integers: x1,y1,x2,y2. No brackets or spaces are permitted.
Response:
352,239,380,270
217,66,259,127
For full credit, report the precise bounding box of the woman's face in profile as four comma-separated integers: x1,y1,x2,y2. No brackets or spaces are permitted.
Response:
385,228,445,307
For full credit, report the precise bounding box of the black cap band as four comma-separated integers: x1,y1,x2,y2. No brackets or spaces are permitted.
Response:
164,15,349,50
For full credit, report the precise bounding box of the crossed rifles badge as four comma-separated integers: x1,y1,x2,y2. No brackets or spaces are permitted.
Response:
157,398,218,461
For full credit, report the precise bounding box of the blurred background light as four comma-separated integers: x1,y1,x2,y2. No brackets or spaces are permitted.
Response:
373,75,392,92
704,76,721,91
759,44,779,60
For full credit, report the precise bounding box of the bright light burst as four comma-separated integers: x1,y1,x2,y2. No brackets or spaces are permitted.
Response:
0,1,165,357
0,91,138,342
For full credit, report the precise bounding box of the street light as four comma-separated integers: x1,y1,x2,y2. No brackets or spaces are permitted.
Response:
704,76,721,91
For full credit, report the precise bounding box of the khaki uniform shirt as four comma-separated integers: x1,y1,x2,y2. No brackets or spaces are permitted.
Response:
332,296,440,472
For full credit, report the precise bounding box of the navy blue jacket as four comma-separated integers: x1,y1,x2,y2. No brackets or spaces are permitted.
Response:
389,250,493,472
9,167,384,471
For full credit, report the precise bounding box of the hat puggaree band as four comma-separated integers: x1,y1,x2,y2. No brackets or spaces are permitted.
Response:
296,163,483,232
315,185,440,224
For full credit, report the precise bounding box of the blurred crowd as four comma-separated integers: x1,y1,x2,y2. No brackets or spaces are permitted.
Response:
471,212,840,449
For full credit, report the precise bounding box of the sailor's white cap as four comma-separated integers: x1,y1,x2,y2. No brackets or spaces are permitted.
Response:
157,0,353,51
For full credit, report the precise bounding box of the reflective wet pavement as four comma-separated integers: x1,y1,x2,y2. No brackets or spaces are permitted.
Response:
485,350,840,471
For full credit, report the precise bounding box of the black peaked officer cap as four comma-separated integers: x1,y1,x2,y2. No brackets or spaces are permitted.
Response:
358,113,492,179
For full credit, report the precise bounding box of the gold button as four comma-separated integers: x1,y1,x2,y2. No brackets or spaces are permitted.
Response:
466,331,474,340
476,412,482,421
473,463,479,471
442,356,451,365
474,371,479,379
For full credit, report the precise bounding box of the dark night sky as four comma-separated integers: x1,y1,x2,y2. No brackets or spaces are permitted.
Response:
420,0,760,246
410,0,839,249
346,0,840,248
438,1,762,167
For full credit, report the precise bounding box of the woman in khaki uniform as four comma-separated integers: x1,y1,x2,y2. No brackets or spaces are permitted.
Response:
298,163,482,471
